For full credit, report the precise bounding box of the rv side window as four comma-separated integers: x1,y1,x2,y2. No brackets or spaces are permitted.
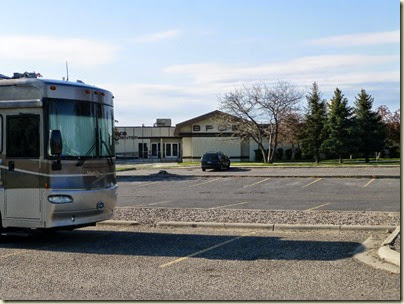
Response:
7,115,40,158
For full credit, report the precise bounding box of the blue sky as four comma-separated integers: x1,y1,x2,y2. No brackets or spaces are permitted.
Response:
0,0,400,126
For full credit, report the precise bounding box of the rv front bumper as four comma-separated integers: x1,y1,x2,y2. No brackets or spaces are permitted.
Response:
44,184,118,228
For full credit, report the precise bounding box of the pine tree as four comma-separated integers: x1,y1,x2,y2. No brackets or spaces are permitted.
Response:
353,89,387,163
300,82,328,163
321,88,353,163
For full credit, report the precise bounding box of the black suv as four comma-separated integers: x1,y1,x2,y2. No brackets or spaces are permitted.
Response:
200,152,230,171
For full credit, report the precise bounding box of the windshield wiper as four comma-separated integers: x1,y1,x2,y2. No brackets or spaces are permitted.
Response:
101,139,114,165
76,140,97,166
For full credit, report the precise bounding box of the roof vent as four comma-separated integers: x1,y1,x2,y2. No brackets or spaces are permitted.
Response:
154,119,172,127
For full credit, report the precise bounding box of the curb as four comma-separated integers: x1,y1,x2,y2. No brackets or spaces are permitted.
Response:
97,220,139,227
377,226,400,266
353,236,400,274
96,220,396,232
117,174,399,179
155,221,396,232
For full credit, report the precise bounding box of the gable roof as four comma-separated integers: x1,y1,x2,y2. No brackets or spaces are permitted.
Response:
174,110,242,136
175,110,223,129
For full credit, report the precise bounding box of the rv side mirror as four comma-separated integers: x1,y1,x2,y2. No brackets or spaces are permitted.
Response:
50,130,63,156
50,130,63,170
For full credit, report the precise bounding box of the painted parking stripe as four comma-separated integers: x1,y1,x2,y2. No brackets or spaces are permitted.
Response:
305,202,331,211
209,201,249,209
363,178,376,188
302,178,322,188
148,200,172,206
243,177,270,188
159,231,256,268
138,181,161,187
189,178,221,188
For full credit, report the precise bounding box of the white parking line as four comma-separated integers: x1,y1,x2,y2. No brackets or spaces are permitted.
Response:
363,178,376,188
148,200,172,206
138,181,161,187
305,202,331,211
159,231,256,268
209,202,248,209
189,178,221,188
302,178,322,188
243,177,270,188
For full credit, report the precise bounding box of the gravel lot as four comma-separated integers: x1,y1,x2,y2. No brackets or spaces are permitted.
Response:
0,226,399,301
113,207,399,227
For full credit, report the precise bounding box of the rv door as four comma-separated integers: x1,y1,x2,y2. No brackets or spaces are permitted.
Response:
3,112,41,223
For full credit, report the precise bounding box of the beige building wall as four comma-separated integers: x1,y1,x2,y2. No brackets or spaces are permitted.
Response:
115,126,178,159
116,111,293,162
181,137,242,161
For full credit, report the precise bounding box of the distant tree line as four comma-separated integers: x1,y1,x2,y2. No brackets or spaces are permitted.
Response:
217,81,399,163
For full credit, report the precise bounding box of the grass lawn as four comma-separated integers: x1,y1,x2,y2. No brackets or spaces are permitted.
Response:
181,158,400,167
116,158,400,171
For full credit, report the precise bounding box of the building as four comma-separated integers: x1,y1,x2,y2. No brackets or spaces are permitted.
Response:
115,110,274,162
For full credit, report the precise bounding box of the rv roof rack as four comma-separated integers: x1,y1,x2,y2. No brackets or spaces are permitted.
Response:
12,72,42,79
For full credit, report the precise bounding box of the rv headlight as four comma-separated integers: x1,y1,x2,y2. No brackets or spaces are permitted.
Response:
48,195,73,204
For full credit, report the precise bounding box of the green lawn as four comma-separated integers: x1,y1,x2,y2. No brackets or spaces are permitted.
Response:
181,158,400,167
116,158,400,171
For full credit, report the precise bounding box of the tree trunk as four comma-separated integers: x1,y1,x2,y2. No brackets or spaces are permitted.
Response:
258,144,267,163
315,147,320,163
291,143,295,160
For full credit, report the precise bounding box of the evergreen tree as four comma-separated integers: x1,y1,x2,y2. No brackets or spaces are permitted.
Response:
300,82,328,163
321,88,353,163
353,89,387,163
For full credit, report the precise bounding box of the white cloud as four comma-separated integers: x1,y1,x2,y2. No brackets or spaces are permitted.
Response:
164,54,399,85
104,53,399,125
0,35,119,67
131,29,182,43
306,30,400,47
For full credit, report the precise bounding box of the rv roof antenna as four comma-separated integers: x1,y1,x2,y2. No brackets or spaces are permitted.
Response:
65,61,69,81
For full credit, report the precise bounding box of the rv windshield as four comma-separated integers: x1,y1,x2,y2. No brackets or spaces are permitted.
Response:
47,99,115,158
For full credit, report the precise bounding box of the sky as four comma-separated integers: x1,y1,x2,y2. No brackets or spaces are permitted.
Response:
0,0,400,126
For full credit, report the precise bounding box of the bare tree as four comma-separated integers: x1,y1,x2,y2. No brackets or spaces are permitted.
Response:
257,81,303,163
216,86,268,162
217,81,303,163
278,112,304,160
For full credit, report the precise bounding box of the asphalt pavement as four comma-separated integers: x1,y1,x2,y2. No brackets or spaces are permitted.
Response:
0,225,400,300
117,165,400,178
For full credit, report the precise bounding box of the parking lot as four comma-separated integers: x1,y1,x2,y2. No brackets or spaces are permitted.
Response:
1,166,399,301
0,225,400,300
117,175,399,212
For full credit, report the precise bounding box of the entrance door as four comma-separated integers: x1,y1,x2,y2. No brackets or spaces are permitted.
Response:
4,113,41,220
151,143,161,158
165,143,179,159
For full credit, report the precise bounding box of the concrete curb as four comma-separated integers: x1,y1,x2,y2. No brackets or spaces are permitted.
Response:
155,221,396,232
97,220,139,227
116,165,400,170
378,226,400,266
353,236,400,274
117,174,399,179
96,220,396,232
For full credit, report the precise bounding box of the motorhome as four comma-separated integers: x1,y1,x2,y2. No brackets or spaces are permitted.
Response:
0,72,117,231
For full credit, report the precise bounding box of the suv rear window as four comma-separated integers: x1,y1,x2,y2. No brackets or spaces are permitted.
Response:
202,153,217,161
